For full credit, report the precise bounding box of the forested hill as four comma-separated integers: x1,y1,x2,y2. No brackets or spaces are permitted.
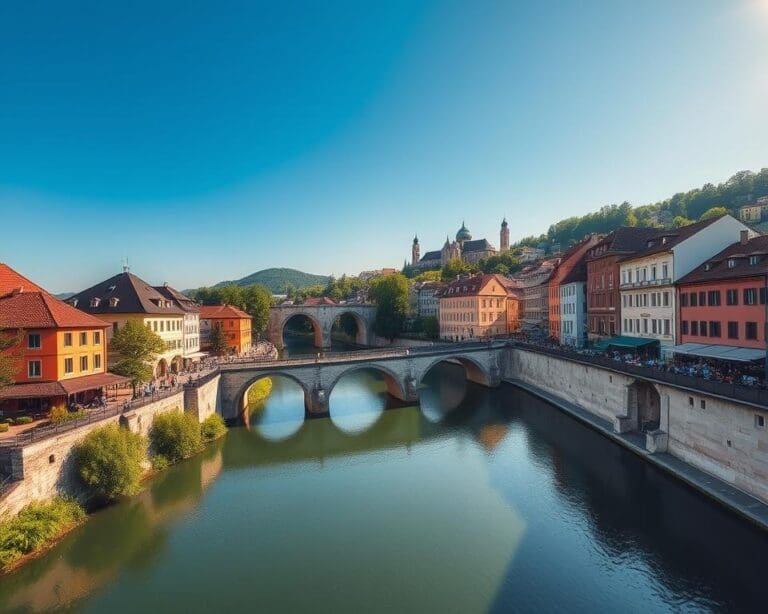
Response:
516,168,768,250
213,268,330,294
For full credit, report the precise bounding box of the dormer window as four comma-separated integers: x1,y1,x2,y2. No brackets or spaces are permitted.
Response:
704,263,712,271
109,297,120,307
107,285,116,292
727,259,736,269
90,298,100,307
71,299,78,307
749,255,759,266
647,240,654,248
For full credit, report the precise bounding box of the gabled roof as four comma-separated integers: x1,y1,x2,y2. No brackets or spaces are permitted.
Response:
619,215,726,262
439,274,511,298
200,304,251,319
462,239,495,253
68,272,185,315
587,226,660,261
420,250,442,261
0,263,46,296
678,235,768,285
154,284,201,313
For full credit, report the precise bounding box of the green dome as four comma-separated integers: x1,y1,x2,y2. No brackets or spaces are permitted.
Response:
456,222,472,242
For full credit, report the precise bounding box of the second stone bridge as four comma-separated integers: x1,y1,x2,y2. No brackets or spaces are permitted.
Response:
217,343,508,420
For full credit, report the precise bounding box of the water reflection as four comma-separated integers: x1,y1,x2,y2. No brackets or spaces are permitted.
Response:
328,370,387,434
248,376,305,441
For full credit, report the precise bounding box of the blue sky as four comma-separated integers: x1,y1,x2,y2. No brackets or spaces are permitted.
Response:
1,0,767,292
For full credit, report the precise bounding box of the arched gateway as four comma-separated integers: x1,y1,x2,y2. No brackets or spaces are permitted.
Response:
267,304,377,350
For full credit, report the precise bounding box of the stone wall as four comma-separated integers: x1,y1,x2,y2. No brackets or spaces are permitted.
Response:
0,390,186,518
508,347,768,505
183,375,221,423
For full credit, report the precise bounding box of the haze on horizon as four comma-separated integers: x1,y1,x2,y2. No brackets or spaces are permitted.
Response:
1,0,767,293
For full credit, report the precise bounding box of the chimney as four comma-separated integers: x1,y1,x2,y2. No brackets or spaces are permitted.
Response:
740,230,749,245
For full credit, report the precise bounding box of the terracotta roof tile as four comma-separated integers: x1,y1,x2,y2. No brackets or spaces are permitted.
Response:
0,291,108,329
199,304,251,319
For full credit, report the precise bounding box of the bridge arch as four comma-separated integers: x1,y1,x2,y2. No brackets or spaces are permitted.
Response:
236,371,314,417
326,363,408,403
418,354,492,388
331,311,369,346
280,312,324,350
267,304,377,350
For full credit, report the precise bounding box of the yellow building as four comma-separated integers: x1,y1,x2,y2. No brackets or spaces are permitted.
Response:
68,270,187,376
438,274,518,341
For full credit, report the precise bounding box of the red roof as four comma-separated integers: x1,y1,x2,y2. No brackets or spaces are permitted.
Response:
440,274,512,298
302,296,337,306
199,304,251,319
0,372,130,399
0,263,46,296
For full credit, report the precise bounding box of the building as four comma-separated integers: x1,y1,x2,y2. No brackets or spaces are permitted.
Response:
438,274,518,341
412,281,443,319
500,218,510,252
153,283,204,368
200,304,253,354
358,268,397,281
411,221,500,270
618,215,754,358
518,246,546,264
68,270,186,376
0,264,126,416
511,259,558,333
674,233,768,362
547,235,603,342
738,196,768,223
586,227,660,341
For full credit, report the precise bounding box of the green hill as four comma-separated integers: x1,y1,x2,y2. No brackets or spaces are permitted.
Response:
214,268,330,294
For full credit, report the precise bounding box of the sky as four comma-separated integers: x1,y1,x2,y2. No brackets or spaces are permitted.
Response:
1,0,767,293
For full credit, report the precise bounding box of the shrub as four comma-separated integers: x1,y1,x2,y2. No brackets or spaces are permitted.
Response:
150,410,202,463
0,423,8,433
150,454,170,471
0,498,85,570
200,414,227,442
247,378,273,406
47,405,87,424
14,416,33,425
75,424,146,499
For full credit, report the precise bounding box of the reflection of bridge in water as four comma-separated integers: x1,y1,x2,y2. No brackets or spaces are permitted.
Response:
218,342,509,420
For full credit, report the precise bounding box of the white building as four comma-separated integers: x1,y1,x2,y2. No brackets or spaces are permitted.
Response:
560,281,587,348
619,215,754,357
154,284,204,368
519,246,546,264
414,281,443,319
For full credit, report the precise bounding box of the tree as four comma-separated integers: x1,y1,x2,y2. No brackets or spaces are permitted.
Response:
243,284,272,334
413,270,441,283
209,323,229,356
699,206,729,221
441,258,476,282
0,327,22,390
422,316,439,339
76,424,147,499
672,215,694,228
368,273,410,341
150,410,203,463
110,320,166,396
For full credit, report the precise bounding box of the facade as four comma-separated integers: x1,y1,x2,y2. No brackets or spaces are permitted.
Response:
411,221,500,270
0,264,125,416
511,259,558,332
619,215,754,357
676,234,768,356
738,196,768,223
413,281,443,319
518,246,546,264
547,235,602,341
559,282,587,347
586,227,660,341
438,274,516,341
153,283,203,367
68,270,186,376
200,304,253,354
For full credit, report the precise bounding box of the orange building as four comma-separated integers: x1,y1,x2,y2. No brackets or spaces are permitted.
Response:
0,264,127,417
438,274,520,341
200,304,253,354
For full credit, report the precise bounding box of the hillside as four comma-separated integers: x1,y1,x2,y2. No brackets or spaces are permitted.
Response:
214,268,330,294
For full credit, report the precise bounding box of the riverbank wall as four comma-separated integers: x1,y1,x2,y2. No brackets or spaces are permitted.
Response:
0,375,221,518
506,347,768,512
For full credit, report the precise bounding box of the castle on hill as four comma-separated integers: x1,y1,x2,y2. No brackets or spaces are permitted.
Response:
411,220,510,270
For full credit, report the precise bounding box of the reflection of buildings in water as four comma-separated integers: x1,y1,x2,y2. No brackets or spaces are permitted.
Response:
477,423,509,452
1,445,224,613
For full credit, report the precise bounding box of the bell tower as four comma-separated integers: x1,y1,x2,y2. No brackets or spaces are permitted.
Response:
500,218,510,252
412,235,420,266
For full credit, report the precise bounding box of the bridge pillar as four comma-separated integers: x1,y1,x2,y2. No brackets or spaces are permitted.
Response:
305,385,330,419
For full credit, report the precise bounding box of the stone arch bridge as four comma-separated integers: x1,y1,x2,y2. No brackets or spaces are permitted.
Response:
218,343,508,420
266,303,378,350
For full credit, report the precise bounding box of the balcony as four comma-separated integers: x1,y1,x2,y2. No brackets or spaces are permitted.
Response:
619,277,671,290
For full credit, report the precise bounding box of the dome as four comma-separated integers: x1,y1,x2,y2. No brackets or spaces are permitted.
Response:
456,222,472,242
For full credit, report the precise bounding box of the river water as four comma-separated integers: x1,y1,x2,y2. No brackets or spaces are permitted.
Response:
1,361,768,612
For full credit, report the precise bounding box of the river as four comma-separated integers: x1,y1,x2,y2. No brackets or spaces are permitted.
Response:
1,362,767,612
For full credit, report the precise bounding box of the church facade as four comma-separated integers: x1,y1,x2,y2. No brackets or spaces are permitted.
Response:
411,220,508,270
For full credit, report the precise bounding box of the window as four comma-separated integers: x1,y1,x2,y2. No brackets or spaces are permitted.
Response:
691,321,699,336
662,264,668,278
688,396,694,407
27,333,40,349
726,289,738,305
698,291,706,306
700,399,706,410
700,321,708,336
663,292,670,307
761,288,768,305
690,292,698,307
744,288,757,305
94,354,101,369
746,322,758,340
113,322,118,334
708,290,720,306
94,331,101,345
710,321,721,337
727,259,736,268
651,293,657,307
725,321,739,339
681,320,689,335
153,321,158,332
680,293,688,307
160,321,164,332
79,332,88,345
750,256,759,266
651,265,657,280
64,332,72,347
756,415,766,429
664,319,670,336
28,360,41,378
80,356,88,371
643,319,649,333
635,318,640,332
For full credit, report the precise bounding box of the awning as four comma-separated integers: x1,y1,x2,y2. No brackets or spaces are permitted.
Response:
183,351,208,359
594,336,659,351
671,343,766,363
0,372,131,400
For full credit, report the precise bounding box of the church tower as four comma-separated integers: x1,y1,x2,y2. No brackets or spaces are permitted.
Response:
412,235,420,266
500,218,510,252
